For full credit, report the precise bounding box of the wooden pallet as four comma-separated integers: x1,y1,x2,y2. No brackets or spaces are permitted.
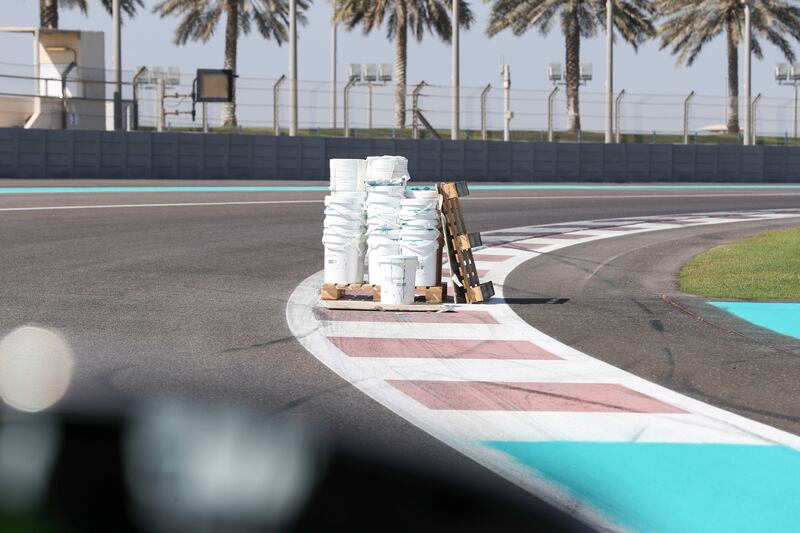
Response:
438,181,494,304
320,283,448,303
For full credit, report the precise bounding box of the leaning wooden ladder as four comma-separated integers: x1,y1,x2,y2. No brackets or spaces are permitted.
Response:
438,182,494,303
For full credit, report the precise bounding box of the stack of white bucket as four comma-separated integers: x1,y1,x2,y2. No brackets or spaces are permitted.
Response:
364,156,419,304
322,159,367,284
399,188,440,287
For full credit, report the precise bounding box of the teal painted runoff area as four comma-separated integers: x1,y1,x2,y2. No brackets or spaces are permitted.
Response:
487,440,800,533
709,302,800,339
1,184,800,194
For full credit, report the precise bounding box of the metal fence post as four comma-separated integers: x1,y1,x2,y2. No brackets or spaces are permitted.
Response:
793,81,797,139
683,91,695,145
751,93,762,145
156,78,166,133
343,77,356,137
412,81,426,139
614,89,625,143
368,82,373,130
480,84,491,140
501,64,511,141
547,86,559,142
273,75,287,136
132,66,146,131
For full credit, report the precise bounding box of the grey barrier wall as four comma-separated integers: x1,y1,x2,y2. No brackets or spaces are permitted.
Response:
2,128,800,182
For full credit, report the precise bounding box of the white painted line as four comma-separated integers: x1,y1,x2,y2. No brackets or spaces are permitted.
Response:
415,411,774,445
0,199,323,213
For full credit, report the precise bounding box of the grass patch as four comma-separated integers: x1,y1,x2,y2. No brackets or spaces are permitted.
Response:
679,227,800,300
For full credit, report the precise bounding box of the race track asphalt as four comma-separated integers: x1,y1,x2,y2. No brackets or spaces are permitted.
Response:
1,180,798,518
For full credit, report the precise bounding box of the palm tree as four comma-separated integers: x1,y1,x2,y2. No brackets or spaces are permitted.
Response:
154,0,309,127
658,1,800,134
487,0,655,132
39,0,142,29
336,0,474,128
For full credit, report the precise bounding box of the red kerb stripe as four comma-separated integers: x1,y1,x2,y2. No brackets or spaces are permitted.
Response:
314,308,499,324
328,337,560,360
388,381,684,413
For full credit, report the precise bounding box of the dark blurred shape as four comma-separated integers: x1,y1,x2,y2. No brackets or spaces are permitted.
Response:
0,415,60,515
0,404,592,533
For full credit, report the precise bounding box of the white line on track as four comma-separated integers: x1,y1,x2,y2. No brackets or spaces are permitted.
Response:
1,191,798,213
0,199,322,212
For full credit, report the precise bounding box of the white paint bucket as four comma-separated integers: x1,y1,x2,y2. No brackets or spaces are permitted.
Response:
366,156,409,186
399,198,438,221
330,159,364,192
367,232,401,284
401,217,438,229
322,230,365,284
378,255,418,304
400,237,440,286
408,188,438,199
324,207,364,225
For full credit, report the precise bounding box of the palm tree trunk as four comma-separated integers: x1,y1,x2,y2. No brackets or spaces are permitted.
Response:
41,0,58,29
394,1,407,129
565,2,581,133
726,19,740,133
222,0,239,127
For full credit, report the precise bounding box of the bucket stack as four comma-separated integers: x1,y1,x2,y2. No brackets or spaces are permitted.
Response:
398,188,440,287
322,159,367,284
365,156,409,285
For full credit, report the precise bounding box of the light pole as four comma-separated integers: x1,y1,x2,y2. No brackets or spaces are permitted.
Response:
289,0,298,136
501,64,511,141
451,0,459,140
604,0,613,143
775,64,799,138
743,0,752,145
331,2,337,129
112,0,122,130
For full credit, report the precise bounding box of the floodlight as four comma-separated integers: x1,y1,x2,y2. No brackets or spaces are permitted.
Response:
195,69,234,102
151,66,164,84
361,64,378,82
166,66,181,86
348,64,362,82
791,64,800,81
548,63,562,82
775,63,790,82
378,64,392,82
580,63,592,82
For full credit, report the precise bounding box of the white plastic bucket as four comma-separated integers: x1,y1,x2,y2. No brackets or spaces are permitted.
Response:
399,203,438,220
400,197,437,210
366,185,406,198
324,209,364,227
367,233,401,284
322,231,365,284
378,255,418,304
366,156,409,186
400,217,438,229
330,159,364,192
326,192,366,204
400,237,440,286
407,188,438,199
400,225,440,239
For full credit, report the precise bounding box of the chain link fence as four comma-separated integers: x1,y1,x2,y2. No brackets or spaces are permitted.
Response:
1,62,798,144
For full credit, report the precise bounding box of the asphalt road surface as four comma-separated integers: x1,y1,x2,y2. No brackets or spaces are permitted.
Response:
1,180,799,510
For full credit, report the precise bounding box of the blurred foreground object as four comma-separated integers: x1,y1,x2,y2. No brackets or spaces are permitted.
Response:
0,326,74,412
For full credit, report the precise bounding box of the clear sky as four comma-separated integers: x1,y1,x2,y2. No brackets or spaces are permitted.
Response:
2,0,796,98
